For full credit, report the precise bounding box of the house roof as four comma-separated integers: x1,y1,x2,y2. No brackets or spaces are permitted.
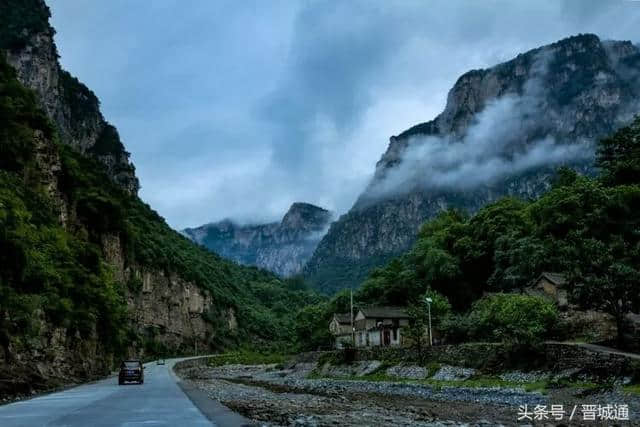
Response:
537,272,567,286
333,313,352,324
358,306,409,319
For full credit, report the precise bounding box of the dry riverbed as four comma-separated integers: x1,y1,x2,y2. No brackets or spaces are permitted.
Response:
175,359,640,426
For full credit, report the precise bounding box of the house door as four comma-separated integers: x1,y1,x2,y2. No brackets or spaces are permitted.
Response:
383,329,391,346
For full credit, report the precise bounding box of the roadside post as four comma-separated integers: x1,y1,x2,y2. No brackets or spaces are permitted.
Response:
351,288,355,346
425,297,433,346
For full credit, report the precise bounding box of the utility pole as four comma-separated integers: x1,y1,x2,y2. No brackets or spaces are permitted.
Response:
425,297,433,346
350,288,355,346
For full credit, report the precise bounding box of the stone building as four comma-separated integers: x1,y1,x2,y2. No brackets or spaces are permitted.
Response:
527,272,569,309
329,313,353,349
353,307,410,348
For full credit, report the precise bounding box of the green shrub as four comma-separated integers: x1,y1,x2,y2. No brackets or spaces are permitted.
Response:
466,294,558,344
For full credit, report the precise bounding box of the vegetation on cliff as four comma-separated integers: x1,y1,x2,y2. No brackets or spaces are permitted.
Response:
0,0,51,51
0,55,128,359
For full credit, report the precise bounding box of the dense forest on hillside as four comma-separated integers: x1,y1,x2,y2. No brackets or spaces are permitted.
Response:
0,54,321,363
295,117,640,351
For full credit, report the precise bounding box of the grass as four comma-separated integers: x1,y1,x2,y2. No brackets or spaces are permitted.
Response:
425,362,441,377
308,368,612,396
623,384,640,395
207,351,290,367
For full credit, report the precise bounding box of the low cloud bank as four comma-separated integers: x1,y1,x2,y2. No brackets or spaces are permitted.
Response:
367,53,595,200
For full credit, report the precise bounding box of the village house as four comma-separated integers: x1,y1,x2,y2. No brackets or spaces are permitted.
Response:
353,307,410,348
329,307,411,348
526,272,569,309
329,313,353,349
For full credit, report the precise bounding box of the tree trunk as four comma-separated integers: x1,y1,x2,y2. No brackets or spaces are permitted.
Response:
615,311,626,349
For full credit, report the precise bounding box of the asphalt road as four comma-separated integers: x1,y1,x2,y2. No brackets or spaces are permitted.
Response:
0,358,251,427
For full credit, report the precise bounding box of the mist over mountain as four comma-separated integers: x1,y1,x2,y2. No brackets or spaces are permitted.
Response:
183,203,333,277
304,34,640,294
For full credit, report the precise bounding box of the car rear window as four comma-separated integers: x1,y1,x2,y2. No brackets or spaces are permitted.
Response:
123,361,141,368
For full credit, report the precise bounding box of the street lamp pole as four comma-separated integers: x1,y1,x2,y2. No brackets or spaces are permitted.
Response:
350,287,355,347
425,297,433,347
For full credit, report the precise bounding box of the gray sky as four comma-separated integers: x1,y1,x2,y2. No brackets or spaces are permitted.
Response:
47,0,640,229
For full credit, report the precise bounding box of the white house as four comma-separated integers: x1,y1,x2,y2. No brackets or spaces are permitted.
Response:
353,307,410,348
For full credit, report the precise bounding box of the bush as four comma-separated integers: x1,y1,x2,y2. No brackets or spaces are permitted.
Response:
465,294,558,344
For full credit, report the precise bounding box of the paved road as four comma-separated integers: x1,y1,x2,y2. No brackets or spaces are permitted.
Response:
547,341,640,360
0,358,251,427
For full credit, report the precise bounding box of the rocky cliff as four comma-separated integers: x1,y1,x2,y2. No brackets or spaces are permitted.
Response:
184,203,332,277
1,0,139,194
305,34,640,294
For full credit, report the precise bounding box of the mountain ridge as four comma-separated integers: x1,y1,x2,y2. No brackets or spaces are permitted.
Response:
304,33,640,294
183,202,333,277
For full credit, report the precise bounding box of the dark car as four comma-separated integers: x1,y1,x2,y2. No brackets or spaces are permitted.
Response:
118,360,144,385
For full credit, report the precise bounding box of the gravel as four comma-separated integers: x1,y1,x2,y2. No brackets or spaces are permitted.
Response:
177,362,640,426
317,360,382,377
386,365,428,380
498,371,549,383
272,376,547,407
431,365,476,381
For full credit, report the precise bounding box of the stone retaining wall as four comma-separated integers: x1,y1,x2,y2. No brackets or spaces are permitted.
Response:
323,343,639,379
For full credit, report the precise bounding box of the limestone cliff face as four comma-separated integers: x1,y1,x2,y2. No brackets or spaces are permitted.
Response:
184,203,333,277
305,34,640,294
3,19,139,194
100,234,228,353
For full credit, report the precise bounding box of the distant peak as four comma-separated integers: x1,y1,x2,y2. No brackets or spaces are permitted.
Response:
281,202,332,230
286,202,329,214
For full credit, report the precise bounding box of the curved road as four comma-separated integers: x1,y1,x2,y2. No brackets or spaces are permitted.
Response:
0,358,251,427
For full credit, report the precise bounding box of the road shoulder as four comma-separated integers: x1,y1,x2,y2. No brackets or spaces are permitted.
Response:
176,379,257,427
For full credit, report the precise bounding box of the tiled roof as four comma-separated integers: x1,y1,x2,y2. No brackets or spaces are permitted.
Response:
333,313,352,324
358,306,409,319
539,272,567,286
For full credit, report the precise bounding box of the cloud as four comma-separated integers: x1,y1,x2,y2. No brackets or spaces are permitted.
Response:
365,52,595,199
46,0,640,229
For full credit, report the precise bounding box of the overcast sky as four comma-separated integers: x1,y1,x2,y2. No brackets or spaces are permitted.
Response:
47,0,640,229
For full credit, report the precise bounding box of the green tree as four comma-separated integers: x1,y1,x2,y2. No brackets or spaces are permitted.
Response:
467,294,558,344
405,290,452,349
294,303,333,351
597,116,640,187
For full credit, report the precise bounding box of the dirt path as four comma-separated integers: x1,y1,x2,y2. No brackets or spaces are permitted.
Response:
545,341,640,360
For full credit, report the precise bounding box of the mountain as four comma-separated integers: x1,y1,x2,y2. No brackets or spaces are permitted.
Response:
0,0,317,396
183,203,332,277
305,34,640,294
1,1,138,195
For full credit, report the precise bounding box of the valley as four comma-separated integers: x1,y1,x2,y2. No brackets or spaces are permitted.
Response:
1,1,640,426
